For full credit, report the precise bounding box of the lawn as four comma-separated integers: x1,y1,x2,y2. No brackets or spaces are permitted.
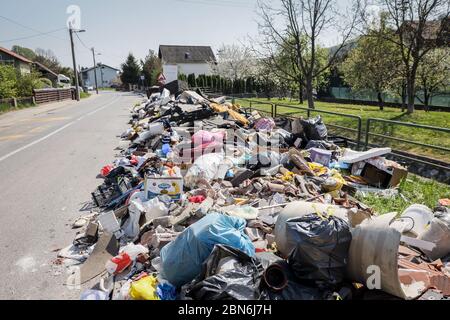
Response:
356,174,450,215
235,98,450,162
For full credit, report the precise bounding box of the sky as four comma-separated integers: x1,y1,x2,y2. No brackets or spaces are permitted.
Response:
0,0,361,70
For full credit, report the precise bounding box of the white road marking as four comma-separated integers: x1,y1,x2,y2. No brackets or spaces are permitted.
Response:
0,96,120,163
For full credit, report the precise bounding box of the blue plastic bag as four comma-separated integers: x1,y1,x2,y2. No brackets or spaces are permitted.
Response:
160,213,255,287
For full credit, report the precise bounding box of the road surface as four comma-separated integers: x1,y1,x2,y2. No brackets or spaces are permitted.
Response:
0,91,141,299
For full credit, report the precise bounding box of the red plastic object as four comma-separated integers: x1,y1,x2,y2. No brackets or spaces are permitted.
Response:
109,252,131,275
189,195,206,203
130,155,138,166
101,165,113,177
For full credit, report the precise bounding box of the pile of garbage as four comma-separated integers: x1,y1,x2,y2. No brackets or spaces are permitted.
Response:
59,84,450,300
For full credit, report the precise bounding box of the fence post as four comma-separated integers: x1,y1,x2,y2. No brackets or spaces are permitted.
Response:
12,97,18,109
365,119,371,150
356,117,362,150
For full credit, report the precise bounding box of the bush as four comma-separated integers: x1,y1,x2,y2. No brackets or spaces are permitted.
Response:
16,71,41,97
38,78,53,88
0,65,18,98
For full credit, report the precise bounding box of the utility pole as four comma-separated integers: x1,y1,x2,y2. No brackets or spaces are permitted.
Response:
91,47,99,94
69,28,80,101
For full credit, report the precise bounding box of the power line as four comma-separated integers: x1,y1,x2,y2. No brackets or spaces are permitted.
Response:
0,15,67,41
0,28,67,43
173,0,255,9
74,31,90,51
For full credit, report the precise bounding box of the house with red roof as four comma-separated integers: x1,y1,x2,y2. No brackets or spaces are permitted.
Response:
0,46,32,74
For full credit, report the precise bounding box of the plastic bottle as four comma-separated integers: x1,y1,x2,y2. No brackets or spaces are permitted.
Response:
105,244,148,275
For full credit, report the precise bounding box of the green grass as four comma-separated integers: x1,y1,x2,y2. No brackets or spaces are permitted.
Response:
355,174,450,215
236,98,450,162
80,91,91,99
0,102,37,114
99,87,116,91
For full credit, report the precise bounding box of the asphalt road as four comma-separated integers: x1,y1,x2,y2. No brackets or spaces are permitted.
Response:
0,91,141,300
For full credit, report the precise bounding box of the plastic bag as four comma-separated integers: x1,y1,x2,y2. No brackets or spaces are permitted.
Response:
122,199,143,240
157,283,177,300
129,275,160,300
160,213,255,287
300,116,327,141
286,214,351,287
185,153,229,189
184,245,263,300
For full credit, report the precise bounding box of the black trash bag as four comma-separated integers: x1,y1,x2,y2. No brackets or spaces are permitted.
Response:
247,151,280,171
274,117,292,132
260,260,325,300
183,244,264,300
286,214,352,288
305,140,336,150
300,115,328,141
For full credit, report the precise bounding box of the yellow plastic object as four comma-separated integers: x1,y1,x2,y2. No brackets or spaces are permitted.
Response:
210,103,229,113
322,170,346,198
129,275,160,300
307,162,328,176
227,109,249,126
281,171,294,182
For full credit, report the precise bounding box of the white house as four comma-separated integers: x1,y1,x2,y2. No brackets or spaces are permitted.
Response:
158,45,216,83
81,63,120,88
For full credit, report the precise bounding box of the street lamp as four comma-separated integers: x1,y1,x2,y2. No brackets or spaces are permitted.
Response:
69,28,85,101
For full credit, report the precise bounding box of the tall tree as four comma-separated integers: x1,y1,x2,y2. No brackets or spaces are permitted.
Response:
11,45,36,60
341,14,402,110
34,48,61,71
374,0,449,113
255,0,362,109
416,48,449,111
141,50,162,87
212,44,255,81
120,53,141,86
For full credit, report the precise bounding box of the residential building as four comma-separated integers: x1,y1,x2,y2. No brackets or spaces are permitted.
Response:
158,45,216,83
81,63,120,88
33,61,58,86
0,46,32,74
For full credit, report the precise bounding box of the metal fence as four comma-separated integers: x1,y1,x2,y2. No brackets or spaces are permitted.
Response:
365,118,450,170
229,97,363,150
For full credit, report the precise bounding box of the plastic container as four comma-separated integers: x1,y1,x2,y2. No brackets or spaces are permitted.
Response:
309,148,332,167
105,244,148,275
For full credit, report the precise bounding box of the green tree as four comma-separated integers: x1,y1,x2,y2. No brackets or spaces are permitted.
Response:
120,53,141,86
0,65,18,98
11,45,36,60
141,50,162,87
187,73,196,87
415,49,449,111
341,17,401,110
16,71,43,97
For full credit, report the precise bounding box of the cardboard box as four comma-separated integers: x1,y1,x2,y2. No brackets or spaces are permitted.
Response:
361,163,408,188
144,176,183,201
